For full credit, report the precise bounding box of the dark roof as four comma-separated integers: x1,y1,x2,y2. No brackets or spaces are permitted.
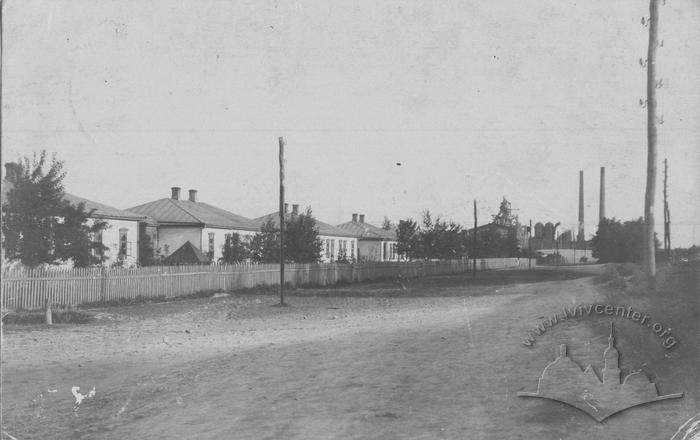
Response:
163,241,211,265
127,198,259,231
63,193,148,222
254,211,357,238
336,220,396,241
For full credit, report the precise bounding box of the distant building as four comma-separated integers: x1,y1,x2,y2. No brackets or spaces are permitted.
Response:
128,187,259,262
254,204,357,263
336,213,401,262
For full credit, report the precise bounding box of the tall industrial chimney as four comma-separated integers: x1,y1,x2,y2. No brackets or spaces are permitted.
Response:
599,167,606,224
577,170,585,242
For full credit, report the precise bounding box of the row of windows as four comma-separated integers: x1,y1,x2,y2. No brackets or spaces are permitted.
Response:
382,242,397,261
324,239,355,260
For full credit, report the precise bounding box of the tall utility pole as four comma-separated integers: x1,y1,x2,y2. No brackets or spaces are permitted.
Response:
644,0,660,278
472,200,477,278
278,137,286,305
528,219,532,270
663,158,670,257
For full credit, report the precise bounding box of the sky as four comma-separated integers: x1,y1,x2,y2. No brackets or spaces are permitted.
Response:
2,0,699,245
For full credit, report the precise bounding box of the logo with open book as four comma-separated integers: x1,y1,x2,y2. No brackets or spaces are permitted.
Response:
517,324,683,422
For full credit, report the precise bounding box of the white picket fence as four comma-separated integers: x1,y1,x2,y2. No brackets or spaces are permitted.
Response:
1,258,527,310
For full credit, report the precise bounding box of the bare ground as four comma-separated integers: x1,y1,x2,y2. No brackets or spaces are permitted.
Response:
1,268,697,439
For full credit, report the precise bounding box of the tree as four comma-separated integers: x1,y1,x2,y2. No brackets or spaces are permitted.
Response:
221,233,251,264
249,208,323,264
469,226,519,258
138,232,160,266
591,217,658,263
249,219,280,263
53,202,109,267
284,207,323,263
396,218,419,260
2,152,107,267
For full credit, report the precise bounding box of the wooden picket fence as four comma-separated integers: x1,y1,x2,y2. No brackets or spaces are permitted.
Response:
1,258,527,310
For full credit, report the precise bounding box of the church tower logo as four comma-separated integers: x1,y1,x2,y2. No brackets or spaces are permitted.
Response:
517,324,683,422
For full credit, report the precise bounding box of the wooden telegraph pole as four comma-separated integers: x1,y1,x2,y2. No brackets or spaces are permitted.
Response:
528,219,532,270
279,137,286,305
663,158,670,258
472,200,477,277
644,0,659,278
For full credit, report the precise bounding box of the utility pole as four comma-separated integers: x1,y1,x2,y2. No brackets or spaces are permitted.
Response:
663,158,670,259
278,137,286,305
528,219,532,270
644,0,660,279
472,200,477,278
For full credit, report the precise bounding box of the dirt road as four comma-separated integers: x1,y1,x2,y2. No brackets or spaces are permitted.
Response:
1,270,696,439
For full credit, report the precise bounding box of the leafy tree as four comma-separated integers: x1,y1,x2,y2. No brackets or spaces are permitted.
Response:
284,207,323,263
591,217,658,263
409,210,466,260
249,218,280,263
2,152,107,267
396,218,419,260
138,232,161,266
249,208,323,264
54,202,109,267
469,226,519,258
221,233,251,263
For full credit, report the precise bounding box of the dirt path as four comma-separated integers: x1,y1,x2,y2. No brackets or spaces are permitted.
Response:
1,271,695,439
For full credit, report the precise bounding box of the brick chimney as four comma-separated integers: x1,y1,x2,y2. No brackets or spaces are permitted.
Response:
292,204,299,216
352,213,358,222
284,203,289,214
359,214,365,223
171,187,181,200
188,189,198,202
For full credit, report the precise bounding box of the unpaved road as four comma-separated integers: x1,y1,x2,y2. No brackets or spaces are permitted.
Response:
1,270,696,439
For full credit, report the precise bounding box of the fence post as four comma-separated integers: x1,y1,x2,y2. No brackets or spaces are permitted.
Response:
100,267,108,303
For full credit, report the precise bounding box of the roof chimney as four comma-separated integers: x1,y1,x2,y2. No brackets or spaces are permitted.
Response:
352,213,358,222
292,204,299,216
284,203,289,214
188,189,198,202
4,162,20,182
359,214,365,223
171,187,181,200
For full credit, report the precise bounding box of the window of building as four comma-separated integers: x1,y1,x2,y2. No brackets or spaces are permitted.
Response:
351,240,355,259
208,233,215,254
119,229,128,257
330,240,335,259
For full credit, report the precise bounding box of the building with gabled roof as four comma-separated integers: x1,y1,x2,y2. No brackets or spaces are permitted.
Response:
336,213,400,262
127,187,259,261
254,204,357,263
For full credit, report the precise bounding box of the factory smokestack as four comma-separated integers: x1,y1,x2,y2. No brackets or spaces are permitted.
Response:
599,167,606,225
577,170,585,243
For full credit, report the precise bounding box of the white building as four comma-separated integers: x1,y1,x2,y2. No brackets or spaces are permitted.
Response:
128,187,259,263
337,213,401,262
63,193,147,266
254,204,358,263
